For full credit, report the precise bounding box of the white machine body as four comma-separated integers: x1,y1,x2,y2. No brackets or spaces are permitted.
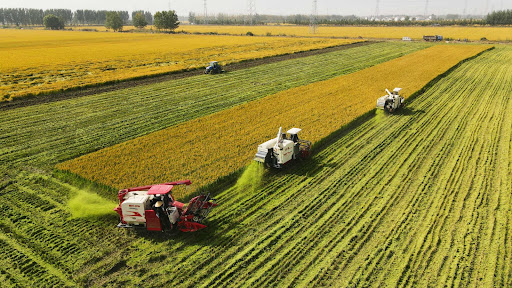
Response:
254,127,311,168
376,88,404,113
121,191,151,224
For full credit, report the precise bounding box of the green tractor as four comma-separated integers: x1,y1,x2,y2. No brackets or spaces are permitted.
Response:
204,61,224,74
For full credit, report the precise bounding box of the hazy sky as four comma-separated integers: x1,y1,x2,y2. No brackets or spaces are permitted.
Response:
0,0,509,16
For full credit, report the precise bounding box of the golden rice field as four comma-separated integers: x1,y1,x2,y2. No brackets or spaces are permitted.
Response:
181,25,512,41
0,29,355,101
57,44,492,197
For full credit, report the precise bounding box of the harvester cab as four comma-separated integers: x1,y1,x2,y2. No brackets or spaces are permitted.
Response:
376,88,404,113
204,61,224,74
114,180,217,233
254,127,312,168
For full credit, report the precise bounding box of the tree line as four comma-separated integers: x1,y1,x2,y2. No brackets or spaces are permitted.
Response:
0,8,179,32
189,11,512,26
105,10,178,32
486,9,512,25
0,8,149,26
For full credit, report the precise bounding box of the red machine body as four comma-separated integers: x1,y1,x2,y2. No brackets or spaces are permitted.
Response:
114,180,217,232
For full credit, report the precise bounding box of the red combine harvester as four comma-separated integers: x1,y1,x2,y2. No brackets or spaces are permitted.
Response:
114,180,217,232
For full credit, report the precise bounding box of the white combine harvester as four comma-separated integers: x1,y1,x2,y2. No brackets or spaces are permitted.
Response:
254,127,311,168
376,88,404,113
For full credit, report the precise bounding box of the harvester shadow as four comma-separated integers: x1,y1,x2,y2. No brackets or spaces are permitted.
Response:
133,220,229,247
395,106,425,116
265,157,323,178
270,109,378,178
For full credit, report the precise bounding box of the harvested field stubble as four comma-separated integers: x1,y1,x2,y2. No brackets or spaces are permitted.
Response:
57,44,492,198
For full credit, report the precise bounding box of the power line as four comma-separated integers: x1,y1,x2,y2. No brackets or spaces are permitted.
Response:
424,0,429,17
310,0,318,34
375,0,380,17
204,0,208,24
247,0,256,25
463,0,468,17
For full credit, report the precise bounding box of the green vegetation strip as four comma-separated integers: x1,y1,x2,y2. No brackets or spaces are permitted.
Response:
0,42,428,170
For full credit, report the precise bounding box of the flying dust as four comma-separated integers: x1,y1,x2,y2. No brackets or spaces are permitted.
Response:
67,189,117,219
233,162,265,192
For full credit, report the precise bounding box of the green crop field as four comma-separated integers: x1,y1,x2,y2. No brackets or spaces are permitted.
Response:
1,42,512,287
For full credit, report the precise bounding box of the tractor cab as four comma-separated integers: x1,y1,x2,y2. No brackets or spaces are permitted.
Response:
205,61,224,74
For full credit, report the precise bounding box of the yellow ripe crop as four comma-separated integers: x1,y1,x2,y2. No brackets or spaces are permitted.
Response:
0,29,355,101
57,44,491,198
182,25,512,41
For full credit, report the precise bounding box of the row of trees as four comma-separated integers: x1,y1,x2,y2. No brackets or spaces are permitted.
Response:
0,7,178,32
0,8,144,26
188,13,490,26
0,8,72,26
486,9,512,25
189,11,512,26
105,10,179,32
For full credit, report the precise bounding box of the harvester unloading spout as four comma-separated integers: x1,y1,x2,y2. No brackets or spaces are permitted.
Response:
275,127,283,149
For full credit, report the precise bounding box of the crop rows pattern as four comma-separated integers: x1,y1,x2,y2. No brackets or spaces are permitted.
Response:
85,45,511,287
2,42,509,287
3,44,507,287
0,171,127,287
1,42,426,171
57,45,491,198
0,29,355,100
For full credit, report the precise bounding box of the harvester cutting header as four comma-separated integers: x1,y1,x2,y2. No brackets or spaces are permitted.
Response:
114,180,217,232
254,127,311,168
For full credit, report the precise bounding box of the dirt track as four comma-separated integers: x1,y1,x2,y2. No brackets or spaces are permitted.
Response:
0,41,372,111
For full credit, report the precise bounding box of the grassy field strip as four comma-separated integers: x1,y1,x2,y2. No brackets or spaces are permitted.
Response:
54,45,510,287
0,231,74,287
0,42,427,174
0,173,131,287
57,44,491,197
